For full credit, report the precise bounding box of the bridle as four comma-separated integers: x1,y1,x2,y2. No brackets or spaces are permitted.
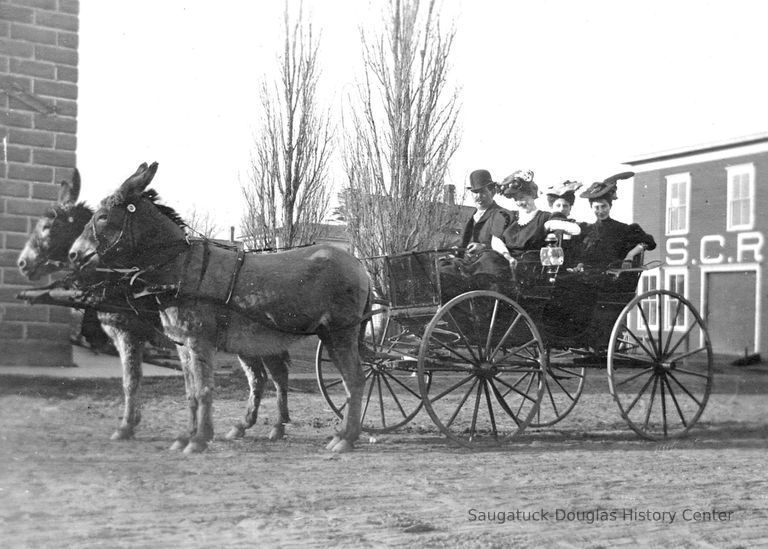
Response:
91,203,135,260
89,198,189,271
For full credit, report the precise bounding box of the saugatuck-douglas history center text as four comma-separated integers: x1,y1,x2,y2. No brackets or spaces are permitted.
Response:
467,508,735,525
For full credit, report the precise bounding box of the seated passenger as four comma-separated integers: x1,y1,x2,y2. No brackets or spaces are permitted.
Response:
439,169,514,297
576,172,656,271
459,169,515,255
494,170,550,267
543,180,583,268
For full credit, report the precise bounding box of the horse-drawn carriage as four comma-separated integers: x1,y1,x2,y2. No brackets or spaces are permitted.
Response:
18,164,713,452
317,248,714,448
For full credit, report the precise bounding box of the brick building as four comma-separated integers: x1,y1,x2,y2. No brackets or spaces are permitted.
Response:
1,0,79,366
627,133,767,357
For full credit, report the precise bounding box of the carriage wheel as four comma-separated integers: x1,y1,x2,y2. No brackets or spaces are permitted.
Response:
607,290,713,440
315,305,430,434
528,349,586,428
417,290,546,448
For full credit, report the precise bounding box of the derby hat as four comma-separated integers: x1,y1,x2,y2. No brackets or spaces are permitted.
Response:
500,169,538,198
579,171,635,202
466,169,496,192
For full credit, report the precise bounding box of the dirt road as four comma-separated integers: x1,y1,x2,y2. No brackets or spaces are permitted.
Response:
0,366,766,548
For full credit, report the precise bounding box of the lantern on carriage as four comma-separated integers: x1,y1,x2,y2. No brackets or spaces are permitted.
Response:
540,233,564,281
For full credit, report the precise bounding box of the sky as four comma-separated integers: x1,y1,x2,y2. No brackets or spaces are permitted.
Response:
78,0,768,236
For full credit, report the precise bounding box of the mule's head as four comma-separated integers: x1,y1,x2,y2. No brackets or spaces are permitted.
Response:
17,169,94,281
69,162,187,271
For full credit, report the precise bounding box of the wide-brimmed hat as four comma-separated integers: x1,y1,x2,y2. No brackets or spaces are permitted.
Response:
545,180,582,206
500,169,537,199
580,171,635,202
466,169,496,192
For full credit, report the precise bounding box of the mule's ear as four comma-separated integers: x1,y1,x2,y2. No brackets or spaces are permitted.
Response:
121,162,158,193
71,168,81,200
58,169,81,205
141,162,159,190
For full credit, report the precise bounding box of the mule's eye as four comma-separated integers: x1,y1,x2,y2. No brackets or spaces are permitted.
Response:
96,213,108,223
126,204,136,213
67,216,74,223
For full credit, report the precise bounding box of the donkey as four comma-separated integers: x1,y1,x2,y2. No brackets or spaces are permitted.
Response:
69,162,371,453
18,169,292,443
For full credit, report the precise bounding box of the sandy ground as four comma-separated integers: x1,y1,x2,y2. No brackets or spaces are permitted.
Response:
0,362,767,548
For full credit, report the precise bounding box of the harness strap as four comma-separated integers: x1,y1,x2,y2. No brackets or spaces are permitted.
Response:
196,240,211,293
224,248,246,305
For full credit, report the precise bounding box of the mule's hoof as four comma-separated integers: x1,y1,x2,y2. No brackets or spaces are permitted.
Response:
330,439,354,453
268,425,285,441
110,427,134,441
325,435,342,451
225,426,245,440
183,440,207,454
170,438,188,451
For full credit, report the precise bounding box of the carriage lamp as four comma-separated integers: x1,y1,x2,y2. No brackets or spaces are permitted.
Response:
540,233,564,281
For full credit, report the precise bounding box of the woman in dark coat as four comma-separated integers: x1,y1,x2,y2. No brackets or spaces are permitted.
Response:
495,170,550,265
577,172,656,270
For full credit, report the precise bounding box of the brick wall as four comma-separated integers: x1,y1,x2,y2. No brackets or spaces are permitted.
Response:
0,0,79,366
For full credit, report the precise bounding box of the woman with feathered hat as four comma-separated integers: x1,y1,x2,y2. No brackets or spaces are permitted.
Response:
493,170,551,266
576,172,656,270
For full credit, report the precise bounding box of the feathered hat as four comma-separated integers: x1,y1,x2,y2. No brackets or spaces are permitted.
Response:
545,180,582,206
580,171,635,203
500,169,537,199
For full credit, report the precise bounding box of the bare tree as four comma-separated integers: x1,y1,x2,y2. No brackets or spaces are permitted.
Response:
240,1,333,250
340,0,461,261
185,206,220,239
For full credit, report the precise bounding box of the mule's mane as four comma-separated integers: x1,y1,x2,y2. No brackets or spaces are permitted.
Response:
50,201,93,218
101,188,187,229
143,189,187,229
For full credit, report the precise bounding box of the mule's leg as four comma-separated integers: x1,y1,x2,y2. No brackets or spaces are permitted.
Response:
170,344,196,451
224,355,269,440
320,328,364,453
182,339,217,454
262,351,291,441
102,324,145,441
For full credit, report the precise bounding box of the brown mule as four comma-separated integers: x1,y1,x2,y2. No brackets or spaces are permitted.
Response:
69,162,371,453
18,169,292,443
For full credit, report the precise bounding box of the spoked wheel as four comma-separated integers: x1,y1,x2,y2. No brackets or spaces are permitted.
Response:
417,290,546,448
528,348,587,428
607,290,713,440
315,304,430,434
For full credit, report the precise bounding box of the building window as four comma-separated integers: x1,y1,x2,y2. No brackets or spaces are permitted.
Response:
726,163,755,231
638,270,659,330
664,268,688,331
665,172,690,235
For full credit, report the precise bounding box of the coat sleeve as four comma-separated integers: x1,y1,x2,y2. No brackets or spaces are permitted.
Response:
626,223,656,251
490,208,513,237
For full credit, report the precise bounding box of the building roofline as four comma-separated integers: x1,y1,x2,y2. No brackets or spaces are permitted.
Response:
624,132,768,166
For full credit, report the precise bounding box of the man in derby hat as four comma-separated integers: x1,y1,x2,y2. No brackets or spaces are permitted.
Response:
460,169,514,254
576,172,656,270
438,169,515,300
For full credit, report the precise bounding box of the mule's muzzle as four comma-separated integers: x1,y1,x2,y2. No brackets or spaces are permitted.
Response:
69,248,99,271
17,256,30,275
17,248,40,280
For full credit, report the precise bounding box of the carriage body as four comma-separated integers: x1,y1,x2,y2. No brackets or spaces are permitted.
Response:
317,247,714,447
